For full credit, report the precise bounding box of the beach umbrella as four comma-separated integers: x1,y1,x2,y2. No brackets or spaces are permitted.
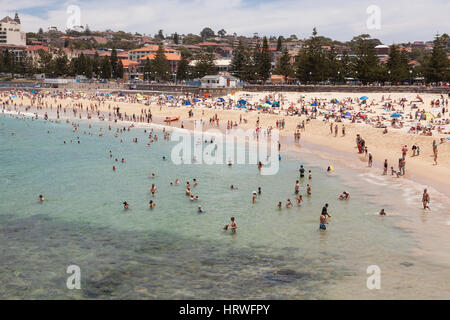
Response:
266,101,272,105
238,99,247,105
261,103,270,108
360,96,368,100
310,102,318,107
344,112,352,119
217,97,225,102
331,98,339,103
391,112,402,118
272,102,280,108
184,100,192,106
193,98,201,102
204,93,210,98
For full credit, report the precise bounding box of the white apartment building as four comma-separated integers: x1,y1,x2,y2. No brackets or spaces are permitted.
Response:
0,13,26,46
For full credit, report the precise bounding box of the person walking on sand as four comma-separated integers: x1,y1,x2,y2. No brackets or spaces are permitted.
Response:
368,152,373,167
422,189,431,210
383,159,388,175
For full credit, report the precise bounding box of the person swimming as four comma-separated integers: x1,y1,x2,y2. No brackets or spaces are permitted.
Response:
379,209,386,216
286,199,292,208
39,194,44,202
296,195,303,206
198,205,204,213
338,191,350,200
149,200,155,209
277,201,282,209
123,201,129,210
222,217,237,231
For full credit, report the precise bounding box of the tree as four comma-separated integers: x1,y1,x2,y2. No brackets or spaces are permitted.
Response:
176,53,190,81
194,52,216,78
274,48,293,80
200,27,215,40
37,49,54,75
116,59,124,79
276,36,283,51
110,48,118,78
38,28,44,35
257,36,272,83
53,50,69,76
296,28,326,83
155,29,165,41
153,44,170,81
353,34,380,84
85,25,91,36
387,45,409,82
100,56,112,79
173,32,179,45
92,51,101,77
230,41,252,81
218,29,226,38
143,57,152,80
424,33,450,82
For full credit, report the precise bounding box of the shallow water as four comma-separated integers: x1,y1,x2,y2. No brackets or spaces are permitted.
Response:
0,111,449,299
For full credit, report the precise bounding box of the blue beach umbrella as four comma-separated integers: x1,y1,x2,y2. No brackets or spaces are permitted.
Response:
310,102,318,107
238,99,247,105
193,98,201,102
391,112,402,118
360,96,368,100
272,102,280,108
185,100,192,106
217,97,225,102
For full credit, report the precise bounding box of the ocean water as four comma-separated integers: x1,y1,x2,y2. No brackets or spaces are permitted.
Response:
0,111,449,299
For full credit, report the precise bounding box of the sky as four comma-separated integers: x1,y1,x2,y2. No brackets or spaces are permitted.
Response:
1,0,449,44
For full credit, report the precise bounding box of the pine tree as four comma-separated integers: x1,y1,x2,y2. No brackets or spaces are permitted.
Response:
276,36,283,51
387,45,409,82
173,33,179,45
424,33,450,82
230,41,251,81
153,44,170,81
258,37,272,83
116,59,124,78
176,53,189,81
353,34,380,84
110,48,118,78
143,57,152,80
274,48,292,80
295,28,326,83
100,56,112,79
92,51,101,77
194,52,216,78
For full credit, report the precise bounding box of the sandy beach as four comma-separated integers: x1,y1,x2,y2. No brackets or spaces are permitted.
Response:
4,89,449,196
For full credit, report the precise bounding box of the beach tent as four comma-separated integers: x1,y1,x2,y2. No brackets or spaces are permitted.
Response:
167,95,174,99
360,96,368,100
344,112,352,119
261,103,270,108
193,98,201,102
424,112,435,121
391,112,402,118
236,104,247,109
217,97,225,102
272,102,280,108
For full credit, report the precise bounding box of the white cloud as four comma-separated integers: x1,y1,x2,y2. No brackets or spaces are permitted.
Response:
3,0,449,43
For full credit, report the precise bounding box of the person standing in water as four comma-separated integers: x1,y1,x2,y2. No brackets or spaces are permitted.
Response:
422,189,431,210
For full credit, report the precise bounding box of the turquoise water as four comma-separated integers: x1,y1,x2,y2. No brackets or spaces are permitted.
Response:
1,111,449,299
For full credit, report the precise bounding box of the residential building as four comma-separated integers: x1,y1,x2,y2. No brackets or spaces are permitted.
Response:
0,13,26,46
